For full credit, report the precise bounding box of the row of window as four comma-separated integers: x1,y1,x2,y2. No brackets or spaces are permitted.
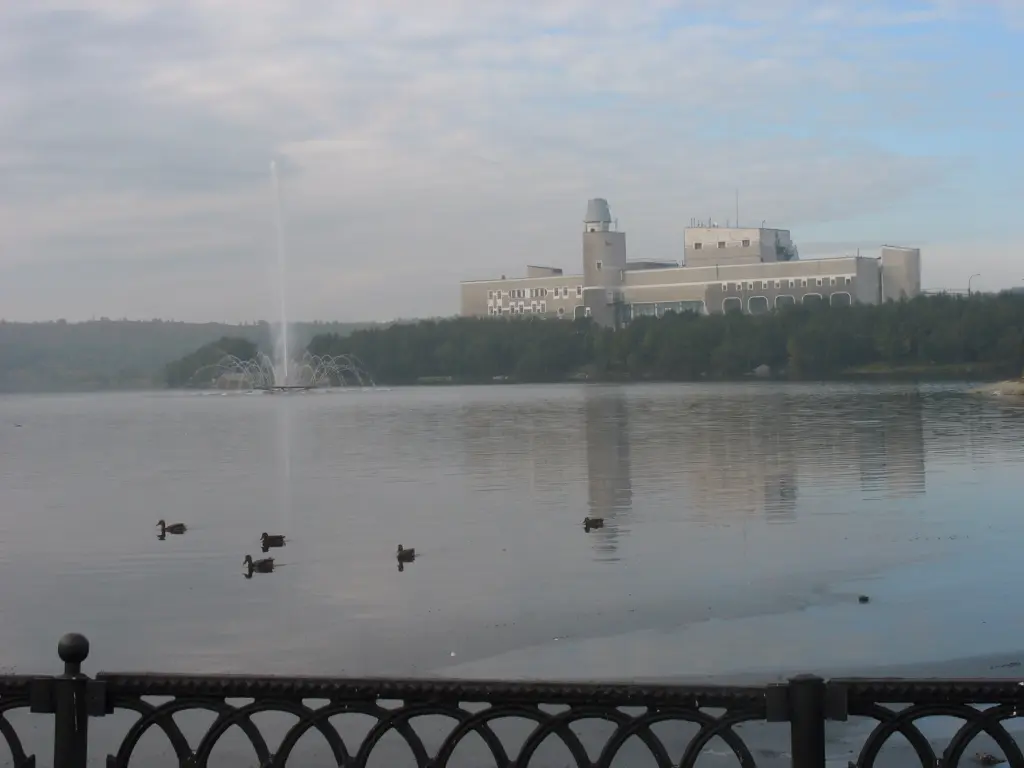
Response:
630,301,706,318
487,303,595,318
723,292,853,314
488,286,583,300
723,276,852,292
489,302,548,316
693,239,752,250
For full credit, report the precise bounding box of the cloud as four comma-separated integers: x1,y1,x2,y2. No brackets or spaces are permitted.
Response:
0,1,1020,320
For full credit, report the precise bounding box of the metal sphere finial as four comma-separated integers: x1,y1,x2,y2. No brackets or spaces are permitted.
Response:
57,633,90,667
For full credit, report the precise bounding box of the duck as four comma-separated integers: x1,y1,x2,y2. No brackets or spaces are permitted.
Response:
157,519,187,535
583,517,604,531
975,753,1005,766
396,544,416,563
260,532,286,547
243,554,275,573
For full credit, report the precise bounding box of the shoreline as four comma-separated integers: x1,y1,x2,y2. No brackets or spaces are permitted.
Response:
971,379,1024,396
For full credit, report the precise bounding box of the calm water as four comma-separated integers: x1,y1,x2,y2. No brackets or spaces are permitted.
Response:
1,382,1024,683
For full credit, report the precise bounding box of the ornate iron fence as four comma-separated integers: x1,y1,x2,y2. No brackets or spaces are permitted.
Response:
2,633,1024,767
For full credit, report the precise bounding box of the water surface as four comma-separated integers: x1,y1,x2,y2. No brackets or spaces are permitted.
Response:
1,382,1022,682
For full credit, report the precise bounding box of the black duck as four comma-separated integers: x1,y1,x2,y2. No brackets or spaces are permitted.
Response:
243,554,275,573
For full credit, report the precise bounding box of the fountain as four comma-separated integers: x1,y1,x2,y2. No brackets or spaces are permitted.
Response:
181,161,376,392
190,350,375,391
270,160,291,387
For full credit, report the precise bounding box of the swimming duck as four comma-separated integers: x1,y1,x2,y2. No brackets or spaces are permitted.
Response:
157,520,187,535
243,554,275,573
975,753,1005,766
583,517,604,531
260,532,286,547
397,544,416,563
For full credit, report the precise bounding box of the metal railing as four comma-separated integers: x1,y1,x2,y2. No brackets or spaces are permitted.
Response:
2,633,1024,767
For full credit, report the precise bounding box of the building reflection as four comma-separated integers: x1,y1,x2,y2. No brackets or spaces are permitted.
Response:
854,392,926,497
657,393,800,524
583,389,633,561
631,388,925,524
453,385,926,545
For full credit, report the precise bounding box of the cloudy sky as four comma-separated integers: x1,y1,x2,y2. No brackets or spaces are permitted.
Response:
0,1,1021,322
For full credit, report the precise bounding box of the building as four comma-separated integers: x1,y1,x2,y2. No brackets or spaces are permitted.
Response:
459,198,921,326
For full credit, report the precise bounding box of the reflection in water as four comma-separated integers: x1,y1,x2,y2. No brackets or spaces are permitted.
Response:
634,389,927,525
855,392,926,497
584,390,632,561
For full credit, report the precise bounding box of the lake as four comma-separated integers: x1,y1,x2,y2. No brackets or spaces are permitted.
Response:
3,381,1023,678
2,382,1024,764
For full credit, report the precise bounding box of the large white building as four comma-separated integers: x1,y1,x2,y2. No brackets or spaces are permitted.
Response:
460,198,921,327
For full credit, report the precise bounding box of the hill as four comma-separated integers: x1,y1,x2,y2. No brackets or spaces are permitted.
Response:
0,319,375,392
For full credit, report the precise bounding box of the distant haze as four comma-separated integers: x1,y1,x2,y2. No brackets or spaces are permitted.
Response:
1,1,1021,322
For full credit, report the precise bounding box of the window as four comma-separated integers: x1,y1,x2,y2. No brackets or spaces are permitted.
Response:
845,276,852,285
487,290,493,299
774,280,781,289
748,296,770,315
596,261,603,271
742,239,751,247
694,242,703,250
761,281,769,290
816,278,823,287
801,279,808,287
721,283,728,291
540,302,546,312
576,285,583,297
746,281,755,290
830,292,852,307
718,241,726,248
829,278,836,286
789,280,795,288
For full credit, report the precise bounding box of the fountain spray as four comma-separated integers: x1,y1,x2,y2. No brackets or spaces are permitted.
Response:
270,160,290,387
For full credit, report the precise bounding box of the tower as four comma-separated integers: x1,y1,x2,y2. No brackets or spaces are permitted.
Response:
581,198,627,327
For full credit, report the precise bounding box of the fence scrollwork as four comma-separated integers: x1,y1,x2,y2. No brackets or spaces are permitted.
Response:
2,635,1024,767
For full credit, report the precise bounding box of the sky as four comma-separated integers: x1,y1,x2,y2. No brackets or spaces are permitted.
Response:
0,0,1022,323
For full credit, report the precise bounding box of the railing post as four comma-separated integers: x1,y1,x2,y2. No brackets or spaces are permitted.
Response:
53,633,90,768
788,674,826,768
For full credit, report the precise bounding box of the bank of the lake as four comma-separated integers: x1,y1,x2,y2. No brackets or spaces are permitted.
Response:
302,292,1024,388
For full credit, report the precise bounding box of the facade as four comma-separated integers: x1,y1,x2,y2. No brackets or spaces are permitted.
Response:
459,199,921,326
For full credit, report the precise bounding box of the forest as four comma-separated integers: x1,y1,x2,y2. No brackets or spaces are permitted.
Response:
299,293,1024,385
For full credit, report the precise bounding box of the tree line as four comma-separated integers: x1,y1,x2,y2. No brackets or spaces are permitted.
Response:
299,293,1024,385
